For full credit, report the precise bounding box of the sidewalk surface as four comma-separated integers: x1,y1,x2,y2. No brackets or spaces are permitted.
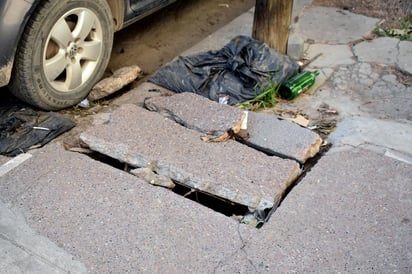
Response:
1,1,411,273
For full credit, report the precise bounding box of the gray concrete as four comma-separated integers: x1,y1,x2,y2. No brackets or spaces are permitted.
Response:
398,40,412,75
80,104,301,211
353,37,412,75
2,1,412,272
354,37,401,64
298,7,381,44
329,117,412,164
0,200,86,273
305,44,355,68
0,143,245,273
145,92,322,163
240,148,412,273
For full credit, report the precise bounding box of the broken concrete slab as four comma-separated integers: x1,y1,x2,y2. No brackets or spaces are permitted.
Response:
353,37,399,64
397,41,412,75
145,92,322,163
298,7,380,44
328,116,412,164
0,143,244,273
80,104,301,211
88,65,141,101
239,148,412,272
0,200,86,273
305,44,355,68
247,112,322,162
145,93,242,135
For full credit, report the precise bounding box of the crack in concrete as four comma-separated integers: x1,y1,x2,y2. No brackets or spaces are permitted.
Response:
236,222,259,272
212,222,258,273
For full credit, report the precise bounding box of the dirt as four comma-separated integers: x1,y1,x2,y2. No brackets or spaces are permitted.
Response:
312,0,412,29
107,0,255,78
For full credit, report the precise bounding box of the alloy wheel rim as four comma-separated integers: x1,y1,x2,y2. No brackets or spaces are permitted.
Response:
43,8,103,92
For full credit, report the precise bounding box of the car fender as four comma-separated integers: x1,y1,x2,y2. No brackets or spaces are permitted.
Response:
0,0,40,87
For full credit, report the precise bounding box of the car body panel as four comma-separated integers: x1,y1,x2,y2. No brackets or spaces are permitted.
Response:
123,0,176,28
0,0,176,88
0,0,38,86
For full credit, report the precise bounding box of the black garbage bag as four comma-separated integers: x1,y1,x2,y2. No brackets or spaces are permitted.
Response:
0,106,75,156
149,35,299,105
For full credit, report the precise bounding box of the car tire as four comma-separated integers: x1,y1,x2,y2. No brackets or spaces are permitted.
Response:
9,0,114,110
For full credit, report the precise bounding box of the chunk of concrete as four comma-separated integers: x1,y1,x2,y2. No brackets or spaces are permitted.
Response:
145,92,322,163
354,37,399,64
298,7,381,44
80,104,301,211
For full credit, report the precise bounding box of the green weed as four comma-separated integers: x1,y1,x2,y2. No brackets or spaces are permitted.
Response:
237,78,280,111
375,16,412,41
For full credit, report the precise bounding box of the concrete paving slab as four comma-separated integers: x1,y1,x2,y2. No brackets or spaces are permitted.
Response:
328,116,412,164
397,40,412,75
145,92,242,136
354,37,400,64
0,200,86,273
325,63,412,121
239,148,412,272
305,44,355,68
298,7,381,44
0,143,245,273
145,92,322,163
81,104,301,211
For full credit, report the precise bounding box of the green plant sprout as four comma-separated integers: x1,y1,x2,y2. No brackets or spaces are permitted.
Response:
238,76,281,111
375,16,412,41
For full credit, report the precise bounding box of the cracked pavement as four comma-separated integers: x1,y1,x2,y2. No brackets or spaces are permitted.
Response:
1,1,411,272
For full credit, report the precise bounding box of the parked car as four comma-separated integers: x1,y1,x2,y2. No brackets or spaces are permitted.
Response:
0,0,176,110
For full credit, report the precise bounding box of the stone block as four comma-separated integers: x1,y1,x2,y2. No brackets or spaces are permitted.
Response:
80,104,301,211
145,93,322,163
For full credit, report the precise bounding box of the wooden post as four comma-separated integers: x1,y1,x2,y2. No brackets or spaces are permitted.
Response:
252,0,293,54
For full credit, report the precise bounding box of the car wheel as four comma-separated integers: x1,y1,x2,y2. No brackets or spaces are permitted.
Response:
10,0,114,110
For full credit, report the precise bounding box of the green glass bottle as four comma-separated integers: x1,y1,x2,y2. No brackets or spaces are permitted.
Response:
279,70,320,100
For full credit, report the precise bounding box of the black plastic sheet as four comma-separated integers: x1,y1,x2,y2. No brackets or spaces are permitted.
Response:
149,35,299,105
0,106,75,156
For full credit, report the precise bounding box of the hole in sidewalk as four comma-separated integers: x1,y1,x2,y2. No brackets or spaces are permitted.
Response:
171,182,249,218
80,140,332,228
85,151,251,222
